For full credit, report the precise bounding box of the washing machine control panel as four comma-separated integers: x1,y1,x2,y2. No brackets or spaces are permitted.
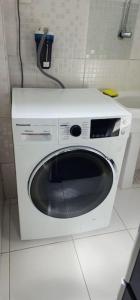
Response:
15,117,123,145
59,119,90,142
59,117,122,143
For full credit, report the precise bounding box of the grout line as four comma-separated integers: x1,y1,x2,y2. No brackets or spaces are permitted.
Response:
82,0,90,88
8,228,130,254
126,226,139,230
128,231,136,241
132,184,140,189
1,202,10,254
72,228,128,241
118,186,140,190
72,239,92,300
1,202,5,255
82,57,87,87
9,203,11,300
9,204,131,252
127,228,139,241
9,203,12,300
114,207,128,228
1,250,10,254
114,207,135,241
9,238,73,253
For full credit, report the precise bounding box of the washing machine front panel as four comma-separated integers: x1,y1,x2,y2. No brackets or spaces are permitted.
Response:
12,88,132,239
29,146,115,219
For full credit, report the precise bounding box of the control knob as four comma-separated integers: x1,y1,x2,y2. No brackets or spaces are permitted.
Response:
70,125,82,137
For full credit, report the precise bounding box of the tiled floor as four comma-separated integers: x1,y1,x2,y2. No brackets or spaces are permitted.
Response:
134,169,140,186
0,187,139,300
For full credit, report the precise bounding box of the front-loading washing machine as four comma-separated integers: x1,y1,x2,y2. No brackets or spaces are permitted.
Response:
12,88,131,240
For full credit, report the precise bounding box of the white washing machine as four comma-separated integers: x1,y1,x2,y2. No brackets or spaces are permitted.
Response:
12,88,131,240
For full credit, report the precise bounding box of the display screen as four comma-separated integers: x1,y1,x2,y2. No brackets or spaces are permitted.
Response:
90,118,121,138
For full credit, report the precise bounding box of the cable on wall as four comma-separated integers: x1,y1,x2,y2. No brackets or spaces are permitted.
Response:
17,0,24,88
16,1,65,89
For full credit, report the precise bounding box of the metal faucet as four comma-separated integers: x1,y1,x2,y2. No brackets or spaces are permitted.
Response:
119,0,132,39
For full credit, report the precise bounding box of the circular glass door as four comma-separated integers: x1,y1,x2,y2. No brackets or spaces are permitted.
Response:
29,147,114,218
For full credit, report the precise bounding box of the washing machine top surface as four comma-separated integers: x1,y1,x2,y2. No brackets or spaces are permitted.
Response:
12,88,130,119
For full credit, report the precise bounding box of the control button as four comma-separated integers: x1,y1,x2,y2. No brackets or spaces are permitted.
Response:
70,125,82,137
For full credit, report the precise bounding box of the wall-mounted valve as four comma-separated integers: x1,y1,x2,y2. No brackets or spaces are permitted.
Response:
35,28,54,69
118,0,132,39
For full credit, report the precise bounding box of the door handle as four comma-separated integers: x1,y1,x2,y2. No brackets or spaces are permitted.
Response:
21,133,51,136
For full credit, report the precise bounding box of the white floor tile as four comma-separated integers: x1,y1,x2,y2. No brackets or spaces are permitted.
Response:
115,188,140,229
133,169,140,185
0,253,9,300
1,203,10,253
10,204,72,251
74,231,133,300
128,228,139,240
73,209,125,240
10,205,126,251
10,241,89,300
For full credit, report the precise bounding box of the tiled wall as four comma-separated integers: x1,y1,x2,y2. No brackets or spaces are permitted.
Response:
86,0,139,60
4,0,140,90
0,1,15,201
1,0,140,200
0,2,10,117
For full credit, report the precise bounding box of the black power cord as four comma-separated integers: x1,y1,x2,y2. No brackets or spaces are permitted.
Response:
16,1,65,89
17,0,24,88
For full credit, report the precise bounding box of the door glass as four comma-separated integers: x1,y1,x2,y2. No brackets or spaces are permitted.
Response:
29,149,113,218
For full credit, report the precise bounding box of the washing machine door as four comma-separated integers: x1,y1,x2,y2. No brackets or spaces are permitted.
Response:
28,146,115,218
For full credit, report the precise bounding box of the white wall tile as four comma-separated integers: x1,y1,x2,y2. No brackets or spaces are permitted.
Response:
3,0,140,93
20,0,90,60
8,55,22,87
23,59,85,88
2,0,18,56
0,1,10,117
130,5,140,59
84,59,128,90
126,60,140,89
86,0,139,60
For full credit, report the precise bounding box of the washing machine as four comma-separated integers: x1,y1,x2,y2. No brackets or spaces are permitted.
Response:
12,88,131,240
